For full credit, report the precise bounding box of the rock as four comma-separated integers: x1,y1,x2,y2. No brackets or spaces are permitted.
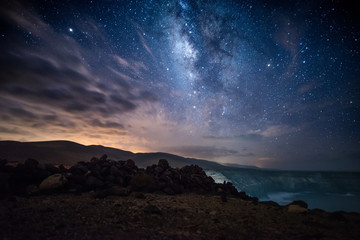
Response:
93,190,108,199
125,159,136,169
162,186,175,195
39,174,68,191
0,158,7,169
158,159,170,169
261,201,280,207
0,172,10,193
101,166,110,176
86,176,104,189
288,200,308,209
24,158,39,169
329,211,347,222
45,164,60,174
58,165,67,172
26,184,40,195
221,192,227,202
69,163,88,175
154,166,164,175
100,154,108,161
67,174,86,185
108,186,130,196
144,204,162,215
288,204,308,213
110,165,122,176
209,210,217,216
134,192,146,199
130,174,159,192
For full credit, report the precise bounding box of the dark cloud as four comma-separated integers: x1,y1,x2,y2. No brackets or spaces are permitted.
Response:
70,87,107,105
90,119,125,129
8,107,37,120
0,2,158,137
0,126,22,134
110,95,137,111
64,102,90,112
41,88,73,101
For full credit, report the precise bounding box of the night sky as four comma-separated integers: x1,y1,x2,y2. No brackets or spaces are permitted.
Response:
0,0,359,171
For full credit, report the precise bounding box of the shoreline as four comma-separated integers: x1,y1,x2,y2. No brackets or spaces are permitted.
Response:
1,157,360,239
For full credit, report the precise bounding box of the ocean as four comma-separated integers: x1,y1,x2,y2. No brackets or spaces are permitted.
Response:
205,168,360,212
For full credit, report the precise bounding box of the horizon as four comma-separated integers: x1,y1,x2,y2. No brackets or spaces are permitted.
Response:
0,0,359,171
2,139,360,173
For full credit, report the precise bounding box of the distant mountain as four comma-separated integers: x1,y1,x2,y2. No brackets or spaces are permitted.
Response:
0,140,235,170
0,140,133,165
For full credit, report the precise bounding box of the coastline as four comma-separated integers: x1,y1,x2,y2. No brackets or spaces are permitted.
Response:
1,157,360,239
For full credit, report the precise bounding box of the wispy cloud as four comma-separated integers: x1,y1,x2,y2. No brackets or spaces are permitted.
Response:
164,145,239,158
0,3,157,148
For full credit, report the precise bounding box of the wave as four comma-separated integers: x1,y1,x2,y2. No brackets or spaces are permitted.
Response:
205,167,360,212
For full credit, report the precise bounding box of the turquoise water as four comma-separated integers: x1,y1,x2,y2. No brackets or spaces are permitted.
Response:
205,168,360,212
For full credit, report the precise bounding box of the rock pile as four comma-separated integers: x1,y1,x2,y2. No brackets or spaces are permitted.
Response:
0,156,257,202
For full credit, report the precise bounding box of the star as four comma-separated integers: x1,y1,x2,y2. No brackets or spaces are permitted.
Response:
0,0,358,171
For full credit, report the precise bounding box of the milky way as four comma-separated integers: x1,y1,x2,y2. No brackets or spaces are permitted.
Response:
0,0,359,170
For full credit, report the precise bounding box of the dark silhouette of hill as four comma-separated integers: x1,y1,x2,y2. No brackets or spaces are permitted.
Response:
0,140,231,170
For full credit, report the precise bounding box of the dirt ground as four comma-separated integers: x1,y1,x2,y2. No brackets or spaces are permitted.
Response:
1,192,360,240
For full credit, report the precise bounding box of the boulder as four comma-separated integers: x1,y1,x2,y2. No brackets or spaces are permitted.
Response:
261,201,280,207
108,186,130,196
45,164,60,174
288,204,308,213
144,204,162,215
0,158,7,169
125,159,136,169
26,184,40,195
100,154,108,161
90,157,99,162
86,175,104,189
134,192,146,199
69,163,88,175
288,200,308,209
110,165,122,176
24,158,39,169
39,174,68,191
162,186,175,195
0,172,10,193
158,159,170,170
130,174,159,192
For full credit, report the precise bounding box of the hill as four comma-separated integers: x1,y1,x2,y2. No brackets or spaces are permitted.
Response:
0,140,231,170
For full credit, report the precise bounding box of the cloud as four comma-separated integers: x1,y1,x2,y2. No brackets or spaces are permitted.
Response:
7,107,37,120
0,126,22,134
0,2,159,147
236,133,263,141
164,145,238,158
90,119,125,129
261,125,297,137
110,95,137,111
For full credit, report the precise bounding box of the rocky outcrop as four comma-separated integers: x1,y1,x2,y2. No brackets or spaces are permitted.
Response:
0,156,257,202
